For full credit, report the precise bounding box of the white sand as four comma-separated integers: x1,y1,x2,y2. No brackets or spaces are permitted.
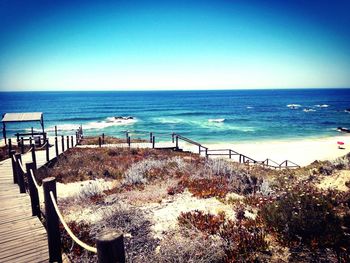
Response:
178,134,350,167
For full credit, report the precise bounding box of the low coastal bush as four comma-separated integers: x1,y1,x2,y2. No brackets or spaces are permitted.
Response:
178,210,268,262
260,184,349,256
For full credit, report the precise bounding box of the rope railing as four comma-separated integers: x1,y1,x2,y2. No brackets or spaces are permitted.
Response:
49,191,97,253
30,169,41,190
18,158,27,173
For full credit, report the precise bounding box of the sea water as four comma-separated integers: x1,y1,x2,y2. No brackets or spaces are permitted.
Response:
1,89,350,143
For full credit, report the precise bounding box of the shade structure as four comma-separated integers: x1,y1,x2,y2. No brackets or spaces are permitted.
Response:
2,112,43,122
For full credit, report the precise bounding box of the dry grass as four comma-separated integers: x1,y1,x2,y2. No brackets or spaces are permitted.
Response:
79,135,147,145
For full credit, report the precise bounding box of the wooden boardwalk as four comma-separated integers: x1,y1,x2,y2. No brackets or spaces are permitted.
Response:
0,136,68,263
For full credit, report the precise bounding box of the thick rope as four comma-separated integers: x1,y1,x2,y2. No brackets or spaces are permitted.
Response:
18,159,26,173
49,191,97,253
24,147,33,154
30,169,41,190
12,155,16,162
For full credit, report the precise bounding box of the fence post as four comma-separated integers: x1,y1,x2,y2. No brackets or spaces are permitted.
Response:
8,138,12,158
21,137,24,154
29,137,32,146
76,132,78,145
102,133,105,144
198,145,201,154
71,136,74,148
239,154,242,163
46,139,50,162
99,137,102,147
96,231,126,263
61,135,65,152
43,177,62,263
26,162,41,218
55,126,57,137
127,136,131,147
152,136,155,149
31,144,37,169
175,136,179,149
149,132,153,143
14,153,25,193
205,148,208,158
10,150,17,184
16,133,20,145
55,137,59,158
229,150,232,159
172,133,174,143
67,136,70,149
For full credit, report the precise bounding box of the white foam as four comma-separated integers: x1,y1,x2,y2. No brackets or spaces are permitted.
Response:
303,108,316,112
315,104,329,108
287,104,301,108
208,118,225,123
246,106,253,109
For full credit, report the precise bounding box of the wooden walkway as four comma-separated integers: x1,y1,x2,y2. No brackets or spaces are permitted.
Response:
0,136,68,263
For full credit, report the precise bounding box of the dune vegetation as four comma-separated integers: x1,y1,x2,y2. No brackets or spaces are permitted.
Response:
35,145,350,262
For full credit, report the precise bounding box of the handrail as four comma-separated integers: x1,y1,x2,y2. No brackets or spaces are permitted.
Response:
24,146,33,154
173,133,208,149
49,191,97,253
12,154,17,162
30,169,41,189
18,159,27,173
36,141,48,150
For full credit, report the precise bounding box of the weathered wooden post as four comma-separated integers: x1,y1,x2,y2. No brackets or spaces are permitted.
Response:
149,132,153,143
8,138,12,157
46,139,50,162
21,137,24,154
29,136,32,146
172,133,175,143
26,162,41,218
71,136,74,148
55,137,59,158
229,150,232,159
152,136,155,149
98,137,102,147
102,133,105,144
198,145,201,154
127,136,131,147
31,127,34,137
66,136,70,149
175,136,179,149
205,148,208,158
16,133,20,145
54,126,57,137
75,132,78,145
10,150,17,184
61,135,65,152
43,177,62,263
239,154,242,163
31,144,37,170
14,153,25,193
96,231,126,263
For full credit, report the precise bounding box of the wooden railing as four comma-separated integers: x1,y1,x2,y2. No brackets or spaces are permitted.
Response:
7,126,126,263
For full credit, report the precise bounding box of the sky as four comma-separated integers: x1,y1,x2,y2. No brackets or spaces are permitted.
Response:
0,0,350,91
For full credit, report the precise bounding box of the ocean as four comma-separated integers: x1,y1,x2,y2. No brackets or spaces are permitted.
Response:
1,89,350,143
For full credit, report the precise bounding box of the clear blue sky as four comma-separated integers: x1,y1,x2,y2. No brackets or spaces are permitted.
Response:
1,0,350,91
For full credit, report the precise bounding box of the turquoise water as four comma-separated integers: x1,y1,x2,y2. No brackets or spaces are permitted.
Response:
1,89,350,143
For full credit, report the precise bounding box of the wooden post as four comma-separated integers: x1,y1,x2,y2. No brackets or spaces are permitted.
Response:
152,136,155,149
71,136,74,148
175,136,179,149
14,153,25,193
10,150,17,184
198,145,201,154
66,136,69,149
61,135,65,152
150,132,153,143
55,137,59,158
43,177,62,263
229,150,232,159
99,137,102,147
26,162,41,218
172,133,175,143
29,137,32,146
31,144,37,170
76,132,78,145
8,138,12,157
127,136,131,147
31,127,34,137
55,126,57,137
96,231,126,263
102,133,105,144
239,154,242,163
16,133,20,145
45,139,50,162
21,137,24,154
205,148,208,158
